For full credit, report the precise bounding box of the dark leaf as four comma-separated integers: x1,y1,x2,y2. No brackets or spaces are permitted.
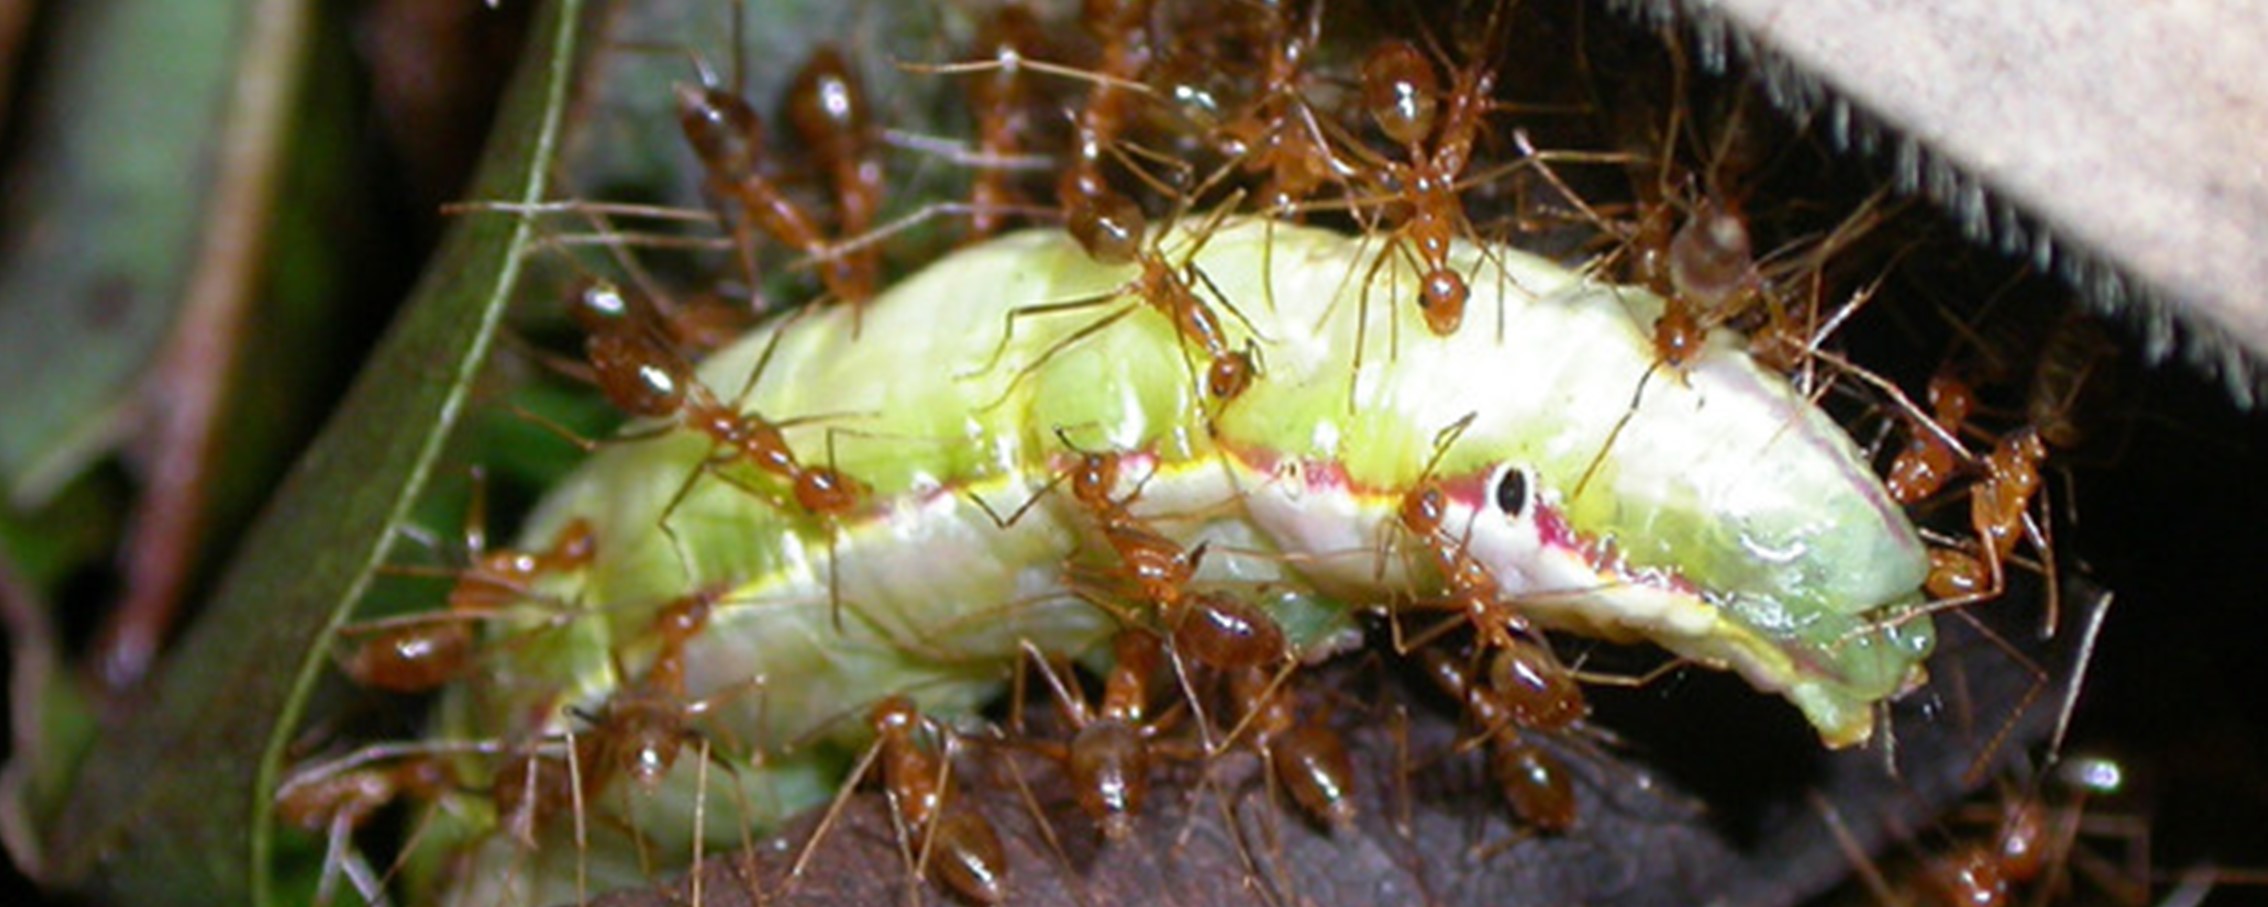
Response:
38,1,591,902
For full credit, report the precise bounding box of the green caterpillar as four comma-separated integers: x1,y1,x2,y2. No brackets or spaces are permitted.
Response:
419,217,1932,904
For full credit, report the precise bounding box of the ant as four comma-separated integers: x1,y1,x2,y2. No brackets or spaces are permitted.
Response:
1190,0,1355,216
977,208,1262,411
473,594,765,899
1894,756,2145,907
1383,414,1586,710
1887,370,1980,506
1057,0,1163,264
574,586,745,791
1017,631,1176,841
341,495,598,694
276,747,467,906
960,4,1054,240
862,695,1011,904
785,45,887,288
1641,194,1758,368
1393,465,1534,651
552,278,872,630
570,280,867,520
1512,33,1808,374
1047,440,1288,671
1415,645,1578,832
1922,791,2053,907
338,620,476,696
1922,427,2049,608
1227,664,1357,828
1898,310,2115,628
1618,82,1778,371
674,63,873,306
1346,17,1510,338
981,436,1289,753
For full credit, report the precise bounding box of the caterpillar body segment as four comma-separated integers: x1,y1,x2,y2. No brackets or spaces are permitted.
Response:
433,218,1931,902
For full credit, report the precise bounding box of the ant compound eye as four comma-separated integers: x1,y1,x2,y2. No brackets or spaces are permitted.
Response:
1492,465,1531,519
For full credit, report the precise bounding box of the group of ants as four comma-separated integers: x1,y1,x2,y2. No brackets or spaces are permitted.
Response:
274,1,2143,904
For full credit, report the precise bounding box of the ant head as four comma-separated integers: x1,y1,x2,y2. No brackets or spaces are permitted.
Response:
1063,177,1149,264
1419,268,1469,334
870,695,922,736
1206,349,1256,400
1399,483,1448,535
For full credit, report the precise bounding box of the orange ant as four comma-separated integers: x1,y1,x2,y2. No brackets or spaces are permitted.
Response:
570,280,867,519
1167,589,1288,674
473,589,763,893
1888,306,2117,640
977,208,1261,409
341,500,597,695
1053,0,1163,263
909,3,1193,266
338,621,476,696
1348,19,1509,337
1922,791,2054,907
1201,0,1356,215
1619,90,1773,369
561,278,871,631
861,695,1011,904
1881,755,2146,907
1415,645,1578,832
786,45,887,291
1887,370,1981,506
1600,33,1779,372
983,435,1291,754
1382,424,1591,825
1045,439,1290,671
276,747,466,905
1384,414,1584,694
1017,631,1176,841
1923,427,2049,607
573,586,743,791
674,67,872,305
1642,194,1759,367
1509,33,1800,373
1227,665,1357,828
961,5,1053,240
1393,466,1536,652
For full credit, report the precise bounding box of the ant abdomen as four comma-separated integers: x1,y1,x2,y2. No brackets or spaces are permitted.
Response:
1067,717,1150,840
1488,739,1576,833
1272,721,1357,828
1063,178,1149,265
1361,40,1440,148
340,622,473,693
1666,199,1753,310
928,809,1010,904
1170,591,1286,671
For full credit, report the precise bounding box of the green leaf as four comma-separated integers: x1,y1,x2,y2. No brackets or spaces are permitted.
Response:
0,0,246,505
39,1,589,903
